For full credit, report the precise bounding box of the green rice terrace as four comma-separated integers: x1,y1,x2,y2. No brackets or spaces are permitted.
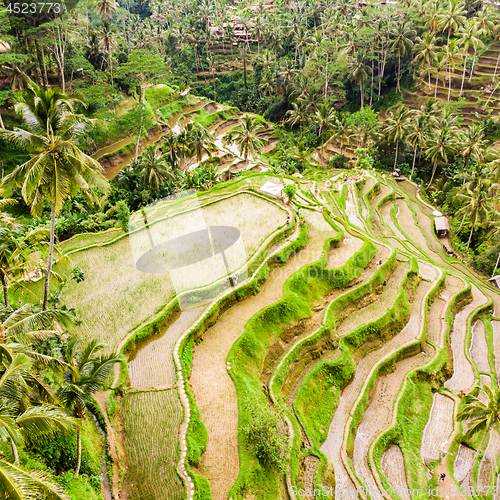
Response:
4,0,500,498
13,153,500,499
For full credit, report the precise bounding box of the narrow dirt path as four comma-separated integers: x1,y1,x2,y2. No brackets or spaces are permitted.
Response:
190,211,333,499
321,269,437,500
381,445,411,500
492,320,500,387
445,284,489,394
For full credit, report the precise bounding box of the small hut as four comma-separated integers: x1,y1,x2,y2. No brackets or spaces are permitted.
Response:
488,275,500,290
434,216,450,238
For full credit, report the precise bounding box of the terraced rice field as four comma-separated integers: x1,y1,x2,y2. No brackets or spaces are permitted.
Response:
48,192,285,350
76,165,500,499
121,389,184,500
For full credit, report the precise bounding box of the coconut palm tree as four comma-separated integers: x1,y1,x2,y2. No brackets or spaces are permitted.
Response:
329,112,352,155
459,124,486,172
135,144,173,193
457,21,482,97
58,338,122,478
457,384,500,485
441,39,459,103
413,32,438,91
0,82,109,311
96,0,118,19
348,51,370,108
184,123,216,165
314,104,335,153
98,19,118,85
437,0,466,43
407,111,431,180
232,115,266,163
425,125,456,187
391,21,415,94
383,104,410,171
286,99,309,137
456,180,497,248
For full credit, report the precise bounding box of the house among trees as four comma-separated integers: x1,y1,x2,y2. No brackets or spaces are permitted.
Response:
488,275,500,290
434,216,450,237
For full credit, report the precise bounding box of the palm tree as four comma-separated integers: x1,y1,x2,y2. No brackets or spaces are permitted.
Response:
457,21,482,97
456,180,496,248
413,32,438,91
348,52,370,108
98,20,118,85
135,144,173,193
391,21,415,94
472,8,496,82
441,39,459,103
459,124,486,172
330,112,352,155
425,126,456,187
457,384,500,484
0,82,109,311
184,123,216,165
437,0,466,43
407,111,431,180
58,338,122,478
383,104,410,171
96,0,118,19
314,104,335,154
232,115,266,163
286,99,309,137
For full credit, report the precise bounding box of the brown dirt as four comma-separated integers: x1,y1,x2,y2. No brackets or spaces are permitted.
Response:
327,234,364,268
427,275,466,347
421,393,455,465
478,430,500,491
353,348,433,497
381,445,411,500
189,210,333,500
470,320,491,374
321,272,437,499
445,284,489,394
128,308,204,388
336,261,409,338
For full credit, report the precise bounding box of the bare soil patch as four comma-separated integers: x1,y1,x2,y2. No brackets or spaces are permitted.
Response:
190,211,333,499
421,393,455,465
381,445,411,500
470,320,491,373
445,284,489,394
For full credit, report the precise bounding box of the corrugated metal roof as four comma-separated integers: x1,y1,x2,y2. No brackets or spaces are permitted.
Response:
434,217,450,231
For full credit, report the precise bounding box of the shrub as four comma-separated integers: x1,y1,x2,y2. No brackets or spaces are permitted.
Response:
243,402,288,473
329,154,350,169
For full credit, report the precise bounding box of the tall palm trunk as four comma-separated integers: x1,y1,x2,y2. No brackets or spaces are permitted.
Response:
74,426,82,478
10,438,19,462
135,84,146,162
0,112,4,129
493,249,500,277
410,144,418,180
108,46,113,85
42,202,55,311
393,138,399,171
1,271,8,307
467,220,475,248
460,52,468,97
493,51,500,82
435,69,440,99
427,158,438,188
469,46,478,83
448,62,452,102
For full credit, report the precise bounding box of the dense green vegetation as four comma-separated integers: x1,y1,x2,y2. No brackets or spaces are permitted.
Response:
1,0,500,497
